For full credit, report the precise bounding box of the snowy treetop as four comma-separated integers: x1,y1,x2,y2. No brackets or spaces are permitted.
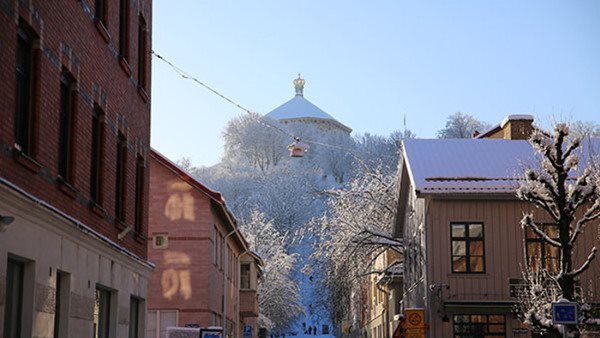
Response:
403,138,600,194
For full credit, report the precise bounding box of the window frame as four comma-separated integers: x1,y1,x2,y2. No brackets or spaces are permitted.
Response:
4,258,25,338
128,296,143,338
119,0,130,60
525,223,561,273
53,270,70,338
452,314,506,337
115,132,127,222
15,20,38,156
58,70,76,182
137,13,148,90
134,154,146,233
90,106,105,204
95,0,108,26
94,285,112,338
450,222,486,274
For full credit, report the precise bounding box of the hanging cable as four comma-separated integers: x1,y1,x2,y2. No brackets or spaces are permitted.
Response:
152,50,375,169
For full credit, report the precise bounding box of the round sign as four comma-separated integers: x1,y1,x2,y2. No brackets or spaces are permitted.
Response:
408,312,422,326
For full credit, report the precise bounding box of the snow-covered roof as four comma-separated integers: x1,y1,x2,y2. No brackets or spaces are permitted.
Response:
402,138,600,194
265,75,352,133
266,95,336,121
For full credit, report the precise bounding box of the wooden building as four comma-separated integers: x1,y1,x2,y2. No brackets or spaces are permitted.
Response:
396,116,600,337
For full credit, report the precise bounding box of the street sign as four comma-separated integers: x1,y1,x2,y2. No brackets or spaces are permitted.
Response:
552,302,578,325
200,327,222,338
404,308,426,329
243,325,252,338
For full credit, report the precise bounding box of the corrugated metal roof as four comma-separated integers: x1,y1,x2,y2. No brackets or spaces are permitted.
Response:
402,138,600,194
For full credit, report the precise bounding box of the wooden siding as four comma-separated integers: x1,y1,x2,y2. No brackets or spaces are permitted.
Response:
423,197,600,337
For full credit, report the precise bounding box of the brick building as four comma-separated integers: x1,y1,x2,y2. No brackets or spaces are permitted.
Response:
0,0,153,337
147,149,262,338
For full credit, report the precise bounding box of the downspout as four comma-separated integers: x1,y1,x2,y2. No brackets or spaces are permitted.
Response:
235,250,250,338
423,196,431,338
376,284,390,338
223,227,240,338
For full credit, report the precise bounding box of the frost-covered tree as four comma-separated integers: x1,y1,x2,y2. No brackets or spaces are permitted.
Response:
354,130,413,175
306,167,401,326
240,211,304,332
222,113,288,172
437,112,491,138
570,121,600,140
515,123,600,336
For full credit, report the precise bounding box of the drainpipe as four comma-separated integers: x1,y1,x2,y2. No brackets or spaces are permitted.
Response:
223,228,240,338
376,284,390,338
236,249,250,338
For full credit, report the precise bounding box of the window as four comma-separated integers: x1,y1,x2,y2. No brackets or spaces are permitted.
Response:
453,314,505,337
134,155,145,233
90,106,105,203
153,234,168,249
15,21,37,155
119,0,130,59
137,14,147,90
54,271,70,338
451,223,485,273
95,0,107,26
525,224,560,273
115,133,127,221
94,286,111,338
4,258,24,338
240,263,251,289
129,297,142,338
58,70,76,181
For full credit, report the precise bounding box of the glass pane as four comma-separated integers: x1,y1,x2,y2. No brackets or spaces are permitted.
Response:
453,257,467,272
489,324,505,333
526,227,536,239
469,241,484,256
470,315,487,323
454,315,469,323
468,223,483,238
546,244,560,259
452,241,466,256
470,257,484,272
489,315,505,323
547,258,560,273
545,225,559,239
527,243,541,257
452,224,465,238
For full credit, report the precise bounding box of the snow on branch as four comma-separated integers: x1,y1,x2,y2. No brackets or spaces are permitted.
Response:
516,122,600,335
520,214,561,247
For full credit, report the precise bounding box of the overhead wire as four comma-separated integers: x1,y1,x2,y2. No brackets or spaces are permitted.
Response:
152,50,372,166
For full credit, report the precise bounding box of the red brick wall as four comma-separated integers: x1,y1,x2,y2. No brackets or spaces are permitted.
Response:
148,156,243,327
0,0,152,259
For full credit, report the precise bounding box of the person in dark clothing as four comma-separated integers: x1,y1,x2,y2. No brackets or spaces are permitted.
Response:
308,326,312,335
313,326,317,335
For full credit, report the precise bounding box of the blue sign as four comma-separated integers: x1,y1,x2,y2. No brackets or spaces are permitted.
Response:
243,325,252,337
552,302,578,324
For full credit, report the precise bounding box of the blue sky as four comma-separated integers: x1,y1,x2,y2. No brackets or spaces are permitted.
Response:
151,1,600,167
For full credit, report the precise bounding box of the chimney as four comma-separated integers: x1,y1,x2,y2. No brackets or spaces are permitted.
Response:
500,115,534,140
